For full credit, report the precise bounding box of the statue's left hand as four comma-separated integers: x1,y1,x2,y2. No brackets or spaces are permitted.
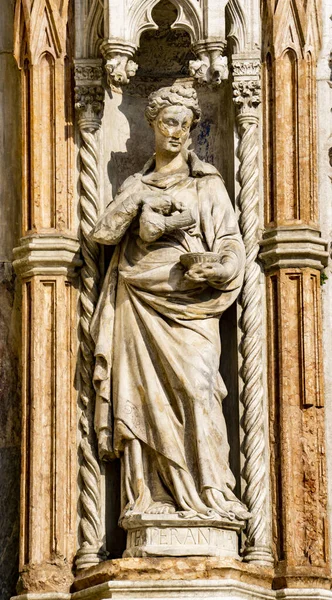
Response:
141,193,174,215
185,261,234,285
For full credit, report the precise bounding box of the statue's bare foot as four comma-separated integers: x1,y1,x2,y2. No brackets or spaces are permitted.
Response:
224,501,251,521
145,502,176,514
202,488,250,521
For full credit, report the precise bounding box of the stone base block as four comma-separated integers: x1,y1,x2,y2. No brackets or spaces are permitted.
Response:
121,514,244,559
12,582,332,600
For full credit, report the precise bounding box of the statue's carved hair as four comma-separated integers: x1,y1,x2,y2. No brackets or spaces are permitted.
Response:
145,85,201,129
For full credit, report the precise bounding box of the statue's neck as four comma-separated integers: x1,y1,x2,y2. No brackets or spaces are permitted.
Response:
154,151,188,174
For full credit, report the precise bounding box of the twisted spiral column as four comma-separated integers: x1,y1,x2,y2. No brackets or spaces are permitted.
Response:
76,123,104,569
233,68,273,565
74,67,105,570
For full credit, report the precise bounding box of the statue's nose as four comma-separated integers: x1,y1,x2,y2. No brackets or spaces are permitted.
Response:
171,127,182,139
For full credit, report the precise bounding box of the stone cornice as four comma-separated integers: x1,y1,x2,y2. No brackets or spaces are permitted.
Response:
259,226,329,271
13,233,82,279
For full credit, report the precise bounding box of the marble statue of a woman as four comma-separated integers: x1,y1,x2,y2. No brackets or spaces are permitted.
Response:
90,85,249,527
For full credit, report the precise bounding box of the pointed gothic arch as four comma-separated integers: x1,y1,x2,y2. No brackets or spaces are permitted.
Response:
14,0,31,66
226,0,247,53
127,0,203,46
84,0,104,57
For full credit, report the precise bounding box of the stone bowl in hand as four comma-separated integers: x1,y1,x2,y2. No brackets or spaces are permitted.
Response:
180,252,222,270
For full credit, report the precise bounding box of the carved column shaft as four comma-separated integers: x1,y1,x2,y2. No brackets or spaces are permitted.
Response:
232,56,273,565
12,1,79,593
74,60,105,570
265,267,328,577
260,25,330,584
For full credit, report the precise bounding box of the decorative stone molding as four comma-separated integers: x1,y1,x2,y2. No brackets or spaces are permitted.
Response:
13,234,81,279
189,40,228,84
74,58,106,570
101,39,138,86
11,584,332,600
10,592,72,600
75,64,104,82
232,55,273,566
71,579,278,600
259,227,329,271
233,59,261,77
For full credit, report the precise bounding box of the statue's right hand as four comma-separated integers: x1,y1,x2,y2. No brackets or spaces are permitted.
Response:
98,429,116,461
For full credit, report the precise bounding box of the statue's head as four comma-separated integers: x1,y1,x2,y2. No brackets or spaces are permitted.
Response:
145,85,201,156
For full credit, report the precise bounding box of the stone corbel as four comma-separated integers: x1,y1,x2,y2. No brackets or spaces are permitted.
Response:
189,40,228,84
101,39,138,86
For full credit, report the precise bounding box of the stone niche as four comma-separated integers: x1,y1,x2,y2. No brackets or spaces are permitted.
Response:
100,0,241,560
6,0,332,597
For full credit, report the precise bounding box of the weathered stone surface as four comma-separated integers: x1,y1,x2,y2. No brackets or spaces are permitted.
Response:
16,558,73,595
72,556,274,593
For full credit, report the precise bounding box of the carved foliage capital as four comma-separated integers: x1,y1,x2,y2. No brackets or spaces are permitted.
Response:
74,60,105,128
75,86,104,119
233,80,261,113
232,57,261,116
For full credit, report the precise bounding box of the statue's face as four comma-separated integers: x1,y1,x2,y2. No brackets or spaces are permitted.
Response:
153,105,193,155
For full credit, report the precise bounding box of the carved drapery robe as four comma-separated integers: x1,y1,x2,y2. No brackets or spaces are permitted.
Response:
91,152,246,518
